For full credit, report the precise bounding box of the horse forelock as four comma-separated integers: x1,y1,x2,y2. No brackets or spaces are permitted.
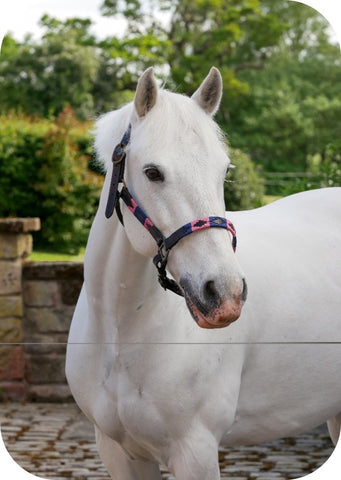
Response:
94,88,227,172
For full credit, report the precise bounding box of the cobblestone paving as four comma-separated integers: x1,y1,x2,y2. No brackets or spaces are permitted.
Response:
0,403,334,480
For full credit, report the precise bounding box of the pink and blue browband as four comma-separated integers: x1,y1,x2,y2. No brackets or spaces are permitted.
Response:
106,124,237,296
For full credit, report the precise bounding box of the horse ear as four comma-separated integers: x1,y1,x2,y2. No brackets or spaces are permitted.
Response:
191,67,222,116
134,67,158,118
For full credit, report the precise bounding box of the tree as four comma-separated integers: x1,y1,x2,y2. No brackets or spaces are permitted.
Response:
0,16,99,119
226,1,341,179
100,0,287,104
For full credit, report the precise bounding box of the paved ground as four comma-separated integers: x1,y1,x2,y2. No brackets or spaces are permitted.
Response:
0,402,334,480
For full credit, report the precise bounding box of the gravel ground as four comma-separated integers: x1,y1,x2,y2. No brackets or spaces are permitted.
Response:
0,402,334,480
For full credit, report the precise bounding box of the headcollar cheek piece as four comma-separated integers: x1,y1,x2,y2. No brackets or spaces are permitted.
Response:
105,124,237,297
105,124,131,221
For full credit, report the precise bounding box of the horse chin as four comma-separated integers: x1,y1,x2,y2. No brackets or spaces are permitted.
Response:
184,293,242,329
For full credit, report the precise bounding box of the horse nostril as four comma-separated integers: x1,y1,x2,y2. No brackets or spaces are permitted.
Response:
203,280,220,309
242,278,248,302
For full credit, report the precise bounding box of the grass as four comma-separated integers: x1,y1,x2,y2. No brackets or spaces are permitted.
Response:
263,195,282,204
29,248,85,262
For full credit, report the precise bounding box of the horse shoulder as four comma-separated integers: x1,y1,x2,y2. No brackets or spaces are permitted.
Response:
66,286,124,436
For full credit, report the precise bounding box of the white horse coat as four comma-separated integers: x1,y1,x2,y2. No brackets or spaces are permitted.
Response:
66,68,341,480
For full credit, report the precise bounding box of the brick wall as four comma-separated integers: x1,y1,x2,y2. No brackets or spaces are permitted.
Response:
0,218,83,402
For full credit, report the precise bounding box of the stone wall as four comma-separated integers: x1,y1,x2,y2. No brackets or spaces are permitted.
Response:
0,218,83,402
22,262,83,402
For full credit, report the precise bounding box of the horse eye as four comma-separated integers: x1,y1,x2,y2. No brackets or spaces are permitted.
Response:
144,167,164,182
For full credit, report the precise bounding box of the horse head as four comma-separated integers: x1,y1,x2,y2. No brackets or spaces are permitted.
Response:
96,67,247,329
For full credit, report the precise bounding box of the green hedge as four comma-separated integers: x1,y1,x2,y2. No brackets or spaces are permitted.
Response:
0,109,102,253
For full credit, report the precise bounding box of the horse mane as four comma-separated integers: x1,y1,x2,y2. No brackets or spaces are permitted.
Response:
94,102,133,172
94,88,227,172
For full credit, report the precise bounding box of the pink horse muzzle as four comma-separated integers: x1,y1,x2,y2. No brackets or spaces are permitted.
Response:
187,297,243,329
182,278,247,329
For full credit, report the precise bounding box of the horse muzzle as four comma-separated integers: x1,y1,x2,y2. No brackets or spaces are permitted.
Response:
181,277,247,329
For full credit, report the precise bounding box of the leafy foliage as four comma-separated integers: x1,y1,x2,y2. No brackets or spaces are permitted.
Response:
225,148,264,210
0,109,102,252
0,17,99,119
282,149,341,196
227,19,341,176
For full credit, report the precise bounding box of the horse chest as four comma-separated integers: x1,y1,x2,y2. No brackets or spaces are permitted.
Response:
111,346,241,450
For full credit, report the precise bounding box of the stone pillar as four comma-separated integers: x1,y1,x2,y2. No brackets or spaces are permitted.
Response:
0,218,40,401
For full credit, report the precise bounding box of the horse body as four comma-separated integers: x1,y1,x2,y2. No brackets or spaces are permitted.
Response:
66,68,341,480
224,189,341,445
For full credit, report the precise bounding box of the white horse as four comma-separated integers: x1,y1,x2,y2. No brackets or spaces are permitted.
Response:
66,67,341,480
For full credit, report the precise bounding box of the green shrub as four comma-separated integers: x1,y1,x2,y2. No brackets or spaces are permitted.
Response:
282,147,341,196
0,109,102,253
225,148,265,211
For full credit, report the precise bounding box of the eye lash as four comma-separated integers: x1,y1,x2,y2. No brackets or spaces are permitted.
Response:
143,163,162,172
143,164,165,182
225,163,235,176
224,164,234,183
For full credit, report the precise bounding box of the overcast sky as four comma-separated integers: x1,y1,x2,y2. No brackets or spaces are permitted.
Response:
0,0,340,48
0,0,125,43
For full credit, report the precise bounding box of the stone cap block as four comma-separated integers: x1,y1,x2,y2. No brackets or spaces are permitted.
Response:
0,218,41,233
23,262,83,280
0,233,33,259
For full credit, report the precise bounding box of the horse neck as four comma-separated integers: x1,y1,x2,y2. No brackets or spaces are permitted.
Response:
84,173,166,343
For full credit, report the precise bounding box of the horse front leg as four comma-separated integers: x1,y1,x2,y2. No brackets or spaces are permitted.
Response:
168,428,221,480
95,426,162,480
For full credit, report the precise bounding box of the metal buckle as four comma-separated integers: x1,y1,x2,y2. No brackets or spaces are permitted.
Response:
112,146,126,165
